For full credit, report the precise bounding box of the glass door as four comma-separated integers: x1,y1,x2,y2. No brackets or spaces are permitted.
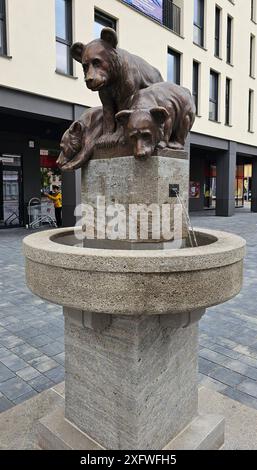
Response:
0,156,23,227
204,163,216,209
235,165,244,208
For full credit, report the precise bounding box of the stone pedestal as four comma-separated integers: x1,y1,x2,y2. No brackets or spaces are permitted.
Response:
64,309,199,450
81,153,189,243
36,307,225,450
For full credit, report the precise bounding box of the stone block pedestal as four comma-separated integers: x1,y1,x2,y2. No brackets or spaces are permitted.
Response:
37,307,224,450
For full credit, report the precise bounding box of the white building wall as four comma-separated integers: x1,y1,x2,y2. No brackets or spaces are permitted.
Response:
1,0,257,147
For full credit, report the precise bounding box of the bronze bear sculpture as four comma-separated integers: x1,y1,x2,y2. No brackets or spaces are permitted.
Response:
115,82,196,159
57,107,103,171
70,27,163,146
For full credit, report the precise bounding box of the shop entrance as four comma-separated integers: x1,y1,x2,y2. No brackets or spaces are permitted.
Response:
0,155,23,227
204,163,216,210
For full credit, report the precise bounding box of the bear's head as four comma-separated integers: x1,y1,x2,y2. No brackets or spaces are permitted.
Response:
57,121,83,168
71,28,118,92
116,108,169,159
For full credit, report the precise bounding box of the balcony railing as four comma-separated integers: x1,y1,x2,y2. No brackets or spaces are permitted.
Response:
163,1,181,36
121,1,182,36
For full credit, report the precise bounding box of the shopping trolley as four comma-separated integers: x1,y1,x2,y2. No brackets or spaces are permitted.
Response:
27,198,57,229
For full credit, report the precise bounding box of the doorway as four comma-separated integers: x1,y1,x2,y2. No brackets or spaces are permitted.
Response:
0,155,23,227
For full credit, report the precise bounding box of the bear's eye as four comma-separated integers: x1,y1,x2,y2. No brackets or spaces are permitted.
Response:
83,64,89,72
92,59,101,67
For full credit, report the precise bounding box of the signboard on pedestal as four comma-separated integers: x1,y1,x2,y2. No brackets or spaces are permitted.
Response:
123,0,163,22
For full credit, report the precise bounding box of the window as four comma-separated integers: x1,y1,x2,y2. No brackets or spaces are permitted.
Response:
192,61,200,115
167,48,181,84
163,0,181,35
225,78,232,125
55,0,73,75
250,34,255,77
248,89,254,132
194,0,204,47
251,0,256,22
94,10,116,38
0,0,7,56
227,15,233,64
214,6,221,57
209,70,219,121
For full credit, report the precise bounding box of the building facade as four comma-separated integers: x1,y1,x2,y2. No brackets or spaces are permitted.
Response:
1,0,257,227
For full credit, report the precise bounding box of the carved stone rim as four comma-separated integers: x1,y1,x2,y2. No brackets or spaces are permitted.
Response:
23,227,246,274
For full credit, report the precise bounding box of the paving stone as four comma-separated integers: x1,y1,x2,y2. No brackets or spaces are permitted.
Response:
0,347,11,359
27,375,55,392
198,374,227,393
12,389,38,405
52,352,65,366
224,359,257,381
0,377,34,401
205,344,242,361
0,354,27,372
28,356,59,373
0,363,16,382
237,379,257,399
44,366,65,384
10,344,42,361
208,366,245,387
38,342,64,357
0,335,25,348
16,366,41,381
18,327,41,340
0,396,14,413
198,357,218,375
221,387,257,411
26,335,53,348
199,348,230,367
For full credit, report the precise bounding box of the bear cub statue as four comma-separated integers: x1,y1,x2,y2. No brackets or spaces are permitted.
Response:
57,107,103,171
115,82,196,159
71,28,163,147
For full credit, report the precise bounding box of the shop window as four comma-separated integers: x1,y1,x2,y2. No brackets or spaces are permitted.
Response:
235,165,244,207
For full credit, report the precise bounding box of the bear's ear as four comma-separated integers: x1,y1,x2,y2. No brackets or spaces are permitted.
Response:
150,107,169,125
101,27,118,49
69,121,83,136
70,42,85,63
115,110,133,127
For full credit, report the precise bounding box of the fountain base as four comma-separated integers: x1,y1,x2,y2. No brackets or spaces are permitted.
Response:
37,403,224,451
36,308,224,450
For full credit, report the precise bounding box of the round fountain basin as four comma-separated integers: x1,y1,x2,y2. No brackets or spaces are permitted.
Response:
23,227,245,315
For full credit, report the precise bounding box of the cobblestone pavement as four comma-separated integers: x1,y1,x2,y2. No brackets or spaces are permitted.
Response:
0,209,257,412
192,208,257,410
0,229,64,412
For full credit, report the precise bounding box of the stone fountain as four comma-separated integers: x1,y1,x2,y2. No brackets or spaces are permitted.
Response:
23,27,245,450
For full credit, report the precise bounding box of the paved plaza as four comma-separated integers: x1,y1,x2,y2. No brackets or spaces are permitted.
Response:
0,209,257,413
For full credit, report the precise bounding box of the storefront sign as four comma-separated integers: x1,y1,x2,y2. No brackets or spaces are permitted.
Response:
190,182,200,199
123,0,163,22
40,149,49,156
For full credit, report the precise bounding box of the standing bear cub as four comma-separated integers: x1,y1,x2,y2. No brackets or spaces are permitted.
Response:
71,28,163,146
115,82,196,158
